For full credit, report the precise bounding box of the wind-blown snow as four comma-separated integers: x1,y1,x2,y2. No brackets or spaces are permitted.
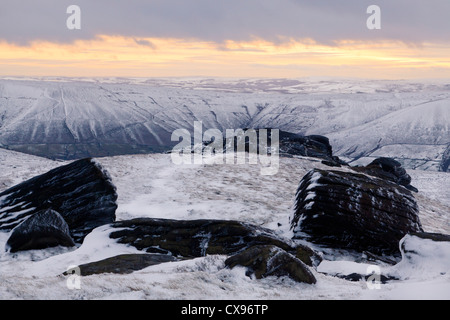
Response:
316,234,450,300
0,148,448,300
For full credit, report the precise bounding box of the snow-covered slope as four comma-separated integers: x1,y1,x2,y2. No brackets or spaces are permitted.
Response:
0,149,449,300
0,77,449,171
329,99,450,170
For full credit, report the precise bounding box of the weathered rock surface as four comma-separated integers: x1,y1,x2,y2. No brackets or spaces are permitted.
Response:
203,129,347,166
291,168,423,255
108,218,321,282
279,131,347,166
353,157,417,192
278,131,330,158
225,245,317,284
440,144,450,172
64,254,177,276
6,209,75,252
0,158,118,242
108,217,322,267
405,232,450,243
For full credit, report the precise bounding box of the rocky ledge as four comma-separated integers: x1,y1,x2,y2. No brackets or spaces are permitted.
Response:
107,217,321,283
63,217,322,283
0,158,118,245
203,128,347,167
291,165,423,255
440,144,450,172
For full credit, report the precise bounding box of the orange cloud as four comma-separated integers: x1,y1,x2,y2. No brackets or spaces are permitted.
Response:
0,35,449,79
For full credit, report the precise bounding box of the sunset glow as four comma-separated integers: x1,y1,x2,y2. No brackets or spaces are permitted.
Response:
1,36,450,79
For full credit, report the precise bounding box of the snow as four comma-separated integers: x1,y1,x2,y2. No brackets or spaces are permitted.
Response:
0,207,35,229
304,192,316,202
361,234,450,300
328,99,450,161
317,260,377,277
316,233,450,300
0,148,448,300
1,77,449,170
316,235,450,284
391,235,450,281
0,76,449,300
304,172,322,191
26,224,142,277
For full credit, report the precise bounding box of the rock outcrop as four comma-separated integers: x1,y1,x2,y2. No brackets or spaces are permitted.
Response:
279,131,347,166
64,254,177,276
203,129,347,167
440,144,450,172
6,209,75,252
407,232,450,242
353,157,417,192
0,158,118,243
225,245,317,284
291,168,423,255
108,218,320,283
109,218,298,257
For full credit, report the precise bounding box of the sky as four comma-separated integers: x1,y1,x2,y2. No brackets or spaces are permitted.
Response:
1,0,450,79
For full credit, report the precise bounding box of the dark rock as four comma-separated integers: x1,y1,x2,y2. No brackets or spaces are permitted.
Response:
225,245,316,284
326,272,398,283
294,243,322,267
291,168,423,255
338,273,364,282
6,209,75,252
353,157,417,191
279,132,347,166
109,218,308,258
279,132,332,159
0,158,118,243
363,251,399,265
321,157,343,167
107,218,321,282
440,144,450,172
407,232,450,242
204,128,347,166
63,254,177,276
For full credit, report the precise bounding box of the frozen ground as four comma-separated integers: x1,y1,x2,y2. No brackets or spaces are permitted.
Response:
0,148,449,300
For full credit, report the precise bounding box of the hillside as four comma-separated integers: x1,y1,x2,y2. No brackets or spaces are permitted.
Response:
0,77,449,171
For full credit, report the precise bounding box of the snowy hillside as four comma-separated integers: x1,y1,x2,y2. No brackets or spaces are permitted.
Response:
0,149,449,300
0,77,449,171
330,99,450,170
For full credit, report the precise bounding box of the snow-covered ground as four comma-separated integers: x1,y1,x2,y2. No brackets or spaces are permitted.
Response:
0,148,449,300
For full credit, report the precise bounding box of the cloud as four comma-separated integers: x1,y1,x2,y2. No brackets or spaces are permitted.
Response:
133,38,157,49
0,0,449,45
